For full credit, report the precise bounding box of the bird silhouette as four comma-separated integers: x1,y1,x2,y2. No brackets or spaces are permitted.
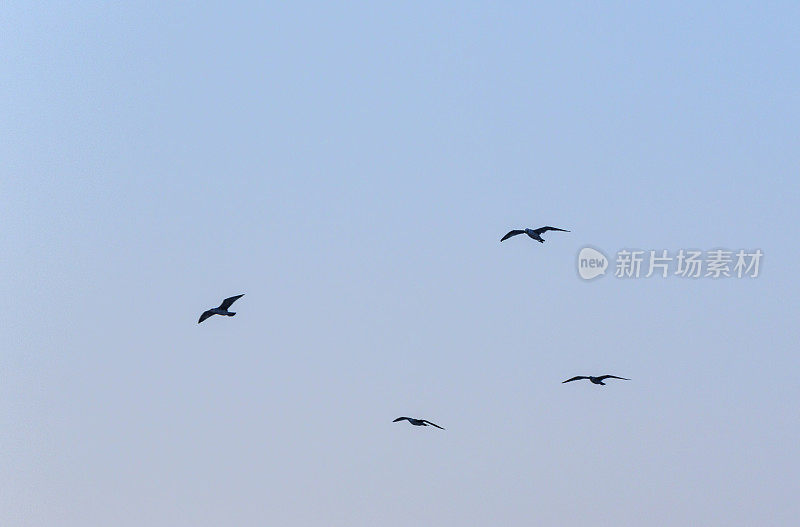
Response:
198,294,245,324
500,226,570,243
393,417,445,430
562,375,630,385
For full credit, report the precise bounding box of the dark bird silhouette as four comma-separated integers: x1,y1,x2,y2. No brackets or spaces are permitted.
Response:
500,226,570,243
393,417,445,430
198,294,245,324
562,375,630,385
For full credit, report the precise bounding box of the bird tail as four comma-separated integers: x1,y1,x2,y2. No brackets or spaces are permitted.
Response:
227,312,236,317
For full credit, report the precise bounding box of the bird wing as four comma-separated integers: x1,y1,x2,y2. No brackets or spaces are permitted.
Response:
393,417,412,423
598,375,630,381
198,310,215,324
219,294,244,310
562,376,589,383
422,420,445,430
501,230,525,241
533,226,570,235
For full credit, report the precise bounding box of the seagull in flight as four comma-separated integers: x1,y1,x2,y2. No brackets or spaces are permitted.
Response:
198,294,245,324
393,417,445,430
501,226,570,243
562,375,630,385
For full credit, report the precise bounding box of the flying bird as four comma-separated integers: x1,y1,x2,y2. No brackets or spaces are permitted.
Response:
393,417,445,430
501,226,570,243
198,294,245,324
562,375,630,385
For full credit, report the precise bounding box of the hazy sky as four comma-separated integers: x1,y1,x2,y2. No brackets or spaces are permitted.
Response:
2,2,799,526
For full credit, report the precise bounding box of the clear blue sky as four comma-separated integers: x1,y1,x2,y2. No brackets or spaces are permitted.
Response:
2,2,799,526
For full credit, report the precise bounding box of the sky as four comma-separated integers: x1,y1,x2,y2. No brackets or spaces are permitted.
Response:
1,2,799,526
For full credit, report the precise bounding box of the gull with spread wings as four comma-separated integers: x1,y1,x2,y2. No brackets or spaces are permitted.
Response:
393,417,445,430
562,375,630,386
500,226,570,243
198,294,245,324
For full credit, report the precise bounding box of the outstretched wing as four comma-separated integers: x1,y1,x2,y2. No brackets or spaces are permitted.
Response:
198,310,215,324
532,226,570,235
422,420,445,430
562,376,589,383
393,417,412,423
598,375,630,381
219,294,244,310
501,230,525,241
